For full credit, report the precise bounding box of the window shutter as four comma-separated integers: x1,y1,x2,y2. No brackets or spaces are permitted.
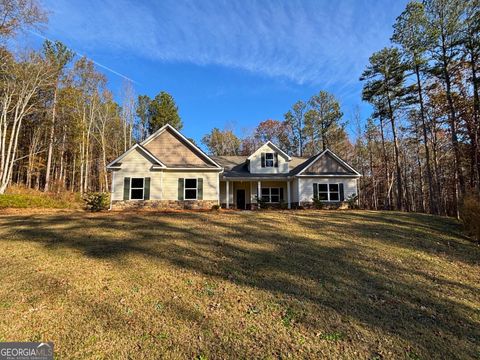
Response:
197,178,203,200
280,187,284,201
313,183,318,199
178,178,184,201
124,177,130,200
339,183,344,201
144,177,151,200
274,153,279,167
261,153,265,167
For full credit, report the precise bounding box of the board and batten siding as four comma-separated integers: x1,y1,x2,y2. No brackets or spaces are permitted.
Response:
111,148,220,201
297,177,357,203
249,143,289,174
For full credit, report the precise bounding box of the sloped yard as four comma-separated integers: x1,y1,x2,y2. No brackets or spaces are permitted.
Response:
0,210,478,359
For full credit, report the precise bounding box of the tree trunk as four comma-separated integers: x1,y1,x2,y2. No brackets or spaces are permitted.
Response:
379,118,391,210
441,35,464,219
44,84,58,192
386,93,403,211
415,64,437,213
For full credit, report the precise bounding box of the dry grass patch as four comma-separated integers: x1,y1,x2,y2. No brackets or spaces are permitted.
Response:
0,210,478,359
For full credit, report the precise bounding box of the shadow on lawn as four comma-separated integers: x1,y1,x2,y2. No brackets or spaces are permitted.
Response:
1,210,479,359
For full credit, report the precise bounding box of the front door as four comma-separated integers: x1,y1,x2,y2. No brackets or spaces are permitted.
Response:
236,189,246,210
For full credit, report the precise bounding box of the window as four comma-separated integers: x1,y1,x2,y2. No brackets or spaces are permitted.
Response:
265,153,274,167
315,183,340,201
318,184,328,201
184,178,198,200
329,184,340,201
130,178,144,200
261,187,282,203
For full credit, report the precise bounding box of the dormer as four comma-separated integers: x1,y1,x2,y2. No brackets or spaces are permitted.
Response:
247,141,291,174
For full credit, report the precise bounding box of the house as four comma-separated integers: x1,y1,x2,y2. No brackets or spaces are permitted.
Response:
107,124,361,210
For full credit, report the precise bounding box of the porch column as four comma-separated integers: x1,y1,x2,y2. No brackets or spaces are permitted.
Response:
257,181,261,208
226,180,230,209
287,180,291,209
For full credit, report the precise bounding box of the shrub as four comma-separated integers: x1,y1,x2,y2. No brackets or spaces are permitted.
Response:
312,197,324,209
255,196,268,210
460,194,480,242
211,204,220,211
346,194,358,209
83,192,110,212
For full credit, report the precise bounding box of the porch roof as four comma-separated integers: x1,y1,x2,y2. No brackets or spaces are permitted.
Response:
219,174,291,181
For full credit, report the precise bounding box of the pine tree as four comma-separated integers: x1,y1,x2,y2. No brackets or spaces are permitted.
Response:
148,91,182,133
361,47,407,211
392,1,438,214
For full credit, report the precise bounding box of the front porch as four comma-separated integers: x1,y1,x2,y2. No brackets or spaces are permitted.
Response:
219,178,293,210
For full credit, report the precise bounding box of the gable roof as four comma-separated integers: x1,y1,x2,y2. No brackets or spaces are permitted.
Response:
247,141,292,161
212,155,306,178
106,143,166,169
295,148,361,176
141,124,222,169
213,148,360,179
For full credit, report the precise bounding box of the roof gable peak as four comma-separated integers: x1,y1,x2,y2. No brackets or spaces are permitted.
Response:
247,141,292,161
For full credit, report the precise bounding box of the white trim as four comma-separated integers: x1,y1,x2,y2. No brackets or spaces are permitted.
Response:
184,178,198,200
314,182,340,202
265,152,275,167
297,148,361,176
260,187,282,203
287,180,291,209
161,167,222,171
247,141,292,161
296,174,361,178
109,171,115,210
226,180,230,208
130,177,145,200
141,124,222,169
106,143,166,169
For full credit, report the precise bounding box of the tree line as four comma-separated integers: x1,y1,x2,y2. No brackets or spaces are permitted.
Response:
356,0,479,218
1,0,479,221
201,90,350,158
203,0,480,219
0,0,184,195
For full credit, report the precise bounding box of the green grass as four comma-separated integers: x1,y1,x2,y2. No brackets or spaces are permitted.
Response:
0,210,478,359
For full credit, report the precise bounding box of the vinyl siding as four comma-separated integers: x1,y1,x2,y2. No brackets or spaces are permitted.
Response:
249,143,289,174
111,147,220,201
111,149,162,201
162,171,219,201
298,177,358,203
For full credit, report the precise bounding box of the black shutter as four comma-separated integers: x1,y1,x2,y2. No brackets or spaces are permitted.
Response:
313,183,318,199
144,177,150,200
280,187,284,201
123,177,130,200
197,178,203,200
339,183,344,201
274,153,279,167
178,178,184,200
261,153,266,167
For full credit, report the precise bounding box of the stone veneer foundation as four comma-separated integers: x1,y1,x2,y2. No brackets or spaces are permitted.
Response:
111,200,218,210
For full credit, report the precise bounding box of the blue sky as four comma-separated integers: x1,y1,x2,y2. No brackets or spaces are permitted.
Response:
22,0,407,144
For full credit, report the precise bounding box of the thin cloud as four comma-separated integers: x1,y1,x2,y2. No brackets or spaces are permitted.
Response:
27,30,137,83
41,0,405,86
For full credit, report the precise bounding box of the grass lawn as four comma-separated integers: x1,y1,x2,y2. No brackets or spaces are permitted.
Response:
0,210,478,359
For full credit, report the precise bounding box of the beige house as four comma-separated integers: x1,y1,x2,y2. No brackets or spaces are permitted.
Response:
107,124,361,210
